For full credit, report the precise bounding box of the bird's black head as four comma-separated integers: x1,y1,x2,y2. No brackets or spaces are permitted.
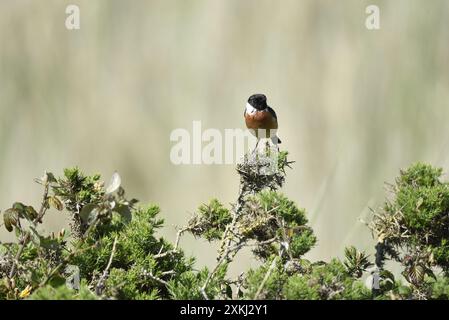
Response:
248,94,268,110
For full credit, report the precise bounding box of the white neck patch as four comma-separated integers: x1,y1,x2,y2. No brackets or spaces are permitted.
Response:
245,102,258,114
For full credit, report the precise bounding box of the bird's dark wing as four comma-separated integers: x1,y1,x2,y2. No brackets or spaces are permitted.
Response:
267,106,277,119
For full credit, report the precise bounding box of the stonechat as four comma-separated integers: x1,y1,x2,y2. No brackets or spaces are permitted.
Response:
244,94,281,148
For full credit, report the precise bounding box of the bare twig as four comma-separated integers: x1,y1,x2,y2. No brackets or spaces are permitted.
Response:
96,236,118,295
174,227,188,251
147,272,168,286
200,249,229,300
229,237,278,252
254,257,278,299
153,227,188,259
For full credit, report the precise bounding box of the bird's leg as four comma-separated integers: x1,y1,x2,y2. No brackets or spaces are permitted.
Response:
265,129,271,156
253,139,260,153
252,129,260,154
265,140,270,157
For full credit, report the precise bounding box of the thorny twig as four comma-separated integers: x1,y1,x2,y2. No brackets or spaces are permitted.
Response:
200,184,249,300
229,237,278,252
153,227,188,259
147,272,168,286
199,151,290,300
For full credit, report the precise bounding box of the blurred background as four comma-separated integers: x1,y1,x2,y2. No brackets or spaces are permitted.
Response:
1,0,449,276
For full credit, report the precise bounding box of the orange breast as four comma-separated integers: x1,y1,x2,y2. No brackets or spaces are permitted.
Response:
245,110,278,130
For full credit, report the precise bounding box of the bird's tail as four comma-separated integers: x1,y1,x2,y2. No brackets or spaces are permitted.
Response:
271,136,282,144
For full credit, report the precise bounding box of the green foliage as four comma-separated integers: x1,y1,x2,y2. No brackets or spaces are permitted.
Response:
244,258,372,300
28,281,97,300
2,158,449,300
54,167,104,212
0,169,194,300
370,162,449,298
188,199,232,241
244,257,288,299
344,246,373,278
168,266,226,300
72,205,194,299
239,191,316,260
394,163,449,235
429,276,449,299
283,259,372,300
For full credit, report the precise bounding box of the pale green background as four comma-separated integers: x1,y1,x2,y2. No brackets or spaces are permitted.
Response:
1,1,449,275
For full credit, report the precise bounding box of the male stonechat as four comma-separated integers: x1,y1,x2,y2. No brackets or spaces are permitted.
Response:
244,94,281,149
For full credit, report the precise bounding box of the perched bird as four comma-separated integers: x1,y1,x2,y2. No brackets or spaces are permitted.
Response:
244,94,281,149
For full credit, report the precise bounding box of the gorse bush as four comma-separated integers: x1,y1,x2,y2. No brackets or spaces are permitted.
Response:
1,152,449,300
370,162,449,299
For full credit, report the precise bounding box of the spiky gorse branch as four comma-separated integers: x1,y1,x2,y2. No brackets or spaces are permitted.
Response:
369,163,449,299
175,150,317,299
2,156,449,299
0,168,192,300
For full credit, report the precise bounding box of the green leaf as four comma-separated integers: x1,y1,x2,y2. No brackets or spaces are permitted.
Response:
48,196,64,211
114,204,132,223
30,226,59,250
3,208,19,232
40,237,60,250
12,202,27,216
25,206,38,220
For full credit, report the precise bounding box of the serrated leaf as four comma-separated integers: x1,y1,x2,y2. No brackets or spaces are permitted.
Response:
48,196,63,211
106,172,121,194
